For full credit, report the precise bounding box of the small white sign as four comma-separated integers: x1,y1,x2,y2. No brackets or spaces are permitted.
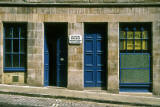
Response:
69,35,82,44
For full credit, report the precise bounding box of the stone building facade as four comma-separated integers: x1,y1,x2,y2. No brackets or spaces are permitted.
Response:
0,0,160,95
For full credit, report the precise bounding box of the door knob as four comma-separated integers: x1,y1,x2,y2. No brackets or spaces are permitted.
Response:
60,58,64,61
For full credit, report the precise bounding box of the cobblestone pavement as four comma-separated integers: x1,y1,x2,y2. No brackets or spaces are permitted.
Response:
0,94,134,107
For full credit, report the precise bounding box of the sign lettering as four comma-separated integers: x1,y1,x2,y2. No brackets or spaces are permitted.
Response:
69,35,82,44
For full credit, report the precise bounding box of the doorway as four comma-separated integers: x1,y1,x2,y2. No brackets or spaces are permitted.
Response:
84,23,107,87
44,23,68,87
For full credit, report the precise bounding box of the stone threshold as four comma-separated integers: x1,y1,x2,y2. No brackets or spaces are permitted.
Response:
0,2,160,7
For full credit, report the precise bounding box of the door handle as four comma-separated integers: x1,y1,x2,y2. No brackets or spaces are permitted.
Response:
60,58,64,61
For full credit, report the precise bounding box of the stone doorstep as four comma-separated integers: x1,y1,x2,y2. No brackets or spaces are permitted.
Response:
0,84,160,106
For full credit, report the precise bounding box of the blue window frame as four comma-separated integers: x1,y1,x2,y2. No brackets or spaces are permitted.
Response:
4,23,27,72
119,23,152,92
120,23,151,53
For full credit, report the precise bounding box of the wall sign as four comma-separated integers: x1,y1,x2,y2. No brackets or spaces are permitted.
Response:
69,35,82,44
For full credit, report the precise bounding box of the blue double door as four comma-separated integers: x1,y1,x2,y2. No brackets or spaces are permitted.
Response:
44,23,67,87
84,24,107,87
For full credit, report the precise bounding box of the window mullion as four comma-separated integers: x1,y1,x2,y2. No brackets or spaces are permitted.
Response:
141,27,143,53
19,27,21,67
133,27,136,53
11,27,14,67
125,27,128,52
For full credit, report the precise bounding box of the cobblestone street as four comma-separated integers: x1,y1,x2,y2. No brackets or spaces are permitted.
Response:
0,94,128,107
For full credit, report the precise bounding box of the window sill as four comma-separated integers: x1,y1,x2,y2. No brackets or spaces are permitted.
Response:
4,67,26,72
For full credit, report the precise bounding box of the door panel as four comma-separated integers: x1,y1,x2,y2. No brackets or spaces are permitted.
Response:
56,36,67,87
44,35,49,86
84,33,106,87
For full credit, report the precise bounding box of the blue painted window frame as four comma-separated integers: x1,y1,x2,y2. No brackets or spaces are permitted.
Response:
120,24,151,53
119,23,152,91
3,23,27,72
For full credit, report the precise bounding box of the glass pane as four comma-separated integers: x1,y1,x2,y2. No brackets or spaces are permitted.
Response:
5,54,12,67
20,28,26,38
5,39,12,52
127,31,134,39
127,40,134,50
5,27,13,38
135,31,141,39
20,54,26,67
120,69,150,83
120,31,126,38
120,40,126,50
13,39,19,52
20,40,26,52
135,40,141,50
13,27,19,38
120,54,150,68
142,31,148,39
142,40,148,50
13,54,19,67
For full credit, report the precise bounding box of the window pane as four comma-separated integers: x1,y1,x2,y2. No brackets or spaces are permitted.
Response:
127,40,134,50
120,31,126,38
5,27,12,38
13,39,19,52
20,54,26,67
13,27,19,38
142,31,148,39
20,40,26,52
20,28,26,38
5,39,12,52
142,40,148,50
135,31,141,39
120,40,126,50
135,40,141,50
13,54,19,67
5,54,12,67
127,31,134,39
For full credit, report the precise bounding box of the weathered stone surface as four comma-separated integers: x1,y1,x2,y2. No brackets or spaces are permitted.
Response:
27,22,44,86
3,72,26,84
68,22,83,90
0,0,160,3
107,22,119,93
0,22,3,84
152,21,160,96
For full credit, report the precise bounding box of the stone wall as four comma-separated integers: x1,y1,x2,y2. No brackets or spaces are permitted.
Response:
0,0,160,3
0,5,159,95
27,22,44,86
68,23,83,90
0,22,3,84
4,72,26,84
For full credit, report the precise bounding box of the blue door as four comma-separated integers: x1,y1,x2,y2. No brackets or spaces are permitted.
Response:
84,33,106,87
44,26,67,87
56,36,67,87
44,34,49,86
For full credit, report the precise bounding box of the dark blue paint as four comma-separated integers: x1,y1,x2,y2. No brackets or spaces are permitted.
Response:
44,34,49,86
44,33,67,87
120,88,150,92
56,36,67,87
84,33,106,87
4,68,26,71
